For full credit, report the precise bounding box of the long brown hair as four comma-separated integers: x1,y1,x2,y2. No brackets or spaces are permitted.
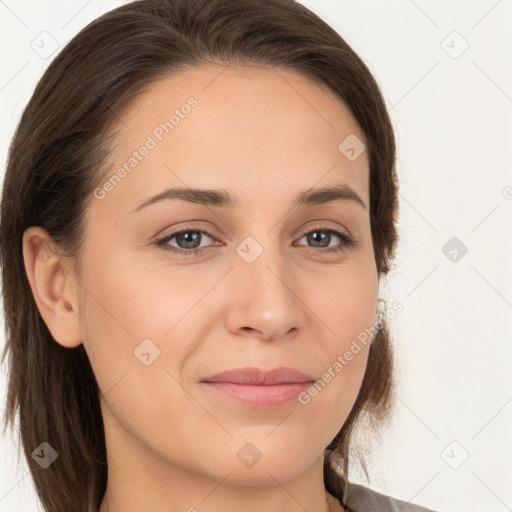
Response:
0,1,399,510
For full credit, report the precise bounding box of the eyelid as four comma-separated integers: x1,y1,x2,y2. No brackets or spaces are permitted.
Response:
156,221,225,242
158,220,351,239
155,220,356,254
297,221,352,239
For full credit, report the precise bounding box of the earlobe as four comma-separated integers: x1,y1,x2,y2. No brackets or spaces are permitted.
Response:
22,226,83,348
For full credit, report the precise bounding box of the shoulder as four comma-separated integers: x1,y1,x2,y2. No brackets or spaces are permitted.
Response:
342,481,440,512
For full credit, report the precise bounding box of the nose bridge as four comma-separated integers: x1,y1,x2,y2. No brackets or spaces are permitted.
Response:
235,231,288,291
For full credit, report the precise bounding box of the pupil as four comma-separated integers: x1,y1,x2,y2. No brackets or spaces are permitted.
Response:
178,231,200,248
309,231,329,247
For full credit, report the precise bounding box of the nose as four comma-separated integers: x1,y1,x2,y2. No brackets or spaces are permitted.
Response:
224,237,305,343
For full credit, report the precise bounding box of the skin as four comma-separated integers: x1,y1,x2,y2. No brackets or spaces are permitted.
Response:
23,64,379,512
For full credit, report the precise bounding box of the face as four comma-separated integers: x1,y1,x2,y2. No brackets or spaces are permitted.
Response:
59,65,378,486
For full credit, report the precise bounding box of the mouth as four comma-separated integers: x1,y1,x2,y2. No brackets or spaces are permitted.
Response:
200,366,316,408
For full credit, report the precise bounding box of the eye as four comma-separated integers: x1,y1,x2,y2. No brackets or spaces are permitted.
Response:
155,224,356,256
156,228,219,256
294,226,356,254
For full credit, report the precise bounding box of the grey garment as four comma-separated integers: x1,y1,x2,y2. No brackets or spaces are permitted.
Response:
332,477,439,512
346,484,434,512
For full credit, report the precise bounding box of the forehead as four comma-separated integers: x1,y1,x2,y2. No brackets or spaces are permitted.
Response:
93,64,369,219
119,64,367,147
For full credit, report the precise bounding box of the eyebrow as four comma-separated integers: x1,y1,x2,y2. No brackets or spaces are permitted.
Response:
128,183,366,214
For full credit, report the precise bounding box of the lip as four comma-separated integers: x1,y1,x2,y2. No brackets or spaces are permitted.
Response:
200,366,316,408
201,366,315,385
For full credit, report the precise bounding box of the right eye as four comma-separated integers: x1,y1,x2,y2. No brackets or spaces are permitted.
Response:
155,228,220,255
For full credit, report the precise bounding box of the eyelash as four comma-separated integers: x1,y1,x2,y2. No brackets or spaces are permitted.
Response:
155,224,356,256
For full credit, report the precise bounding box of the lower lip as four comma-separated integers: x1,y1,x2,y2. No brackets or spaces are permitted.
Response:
201,382,312,408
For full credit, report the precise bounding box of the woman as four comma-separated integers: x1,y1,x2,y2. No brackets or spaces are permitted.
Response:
0,0,439,511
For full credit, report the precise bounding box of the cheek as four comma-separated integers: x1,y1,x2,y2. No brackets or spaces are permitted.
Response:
315,266,378,348
77,242,226,408
79,243,205,343
77,255,209,461
302,267,377,409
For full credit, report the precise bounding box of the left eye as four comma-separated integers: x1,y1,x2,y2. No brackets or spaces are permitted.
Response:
295,228,354,251
156,227,355,255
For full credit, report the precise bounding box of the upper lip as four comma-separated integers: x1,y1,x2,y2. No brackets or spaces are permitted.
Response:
201,366,315,385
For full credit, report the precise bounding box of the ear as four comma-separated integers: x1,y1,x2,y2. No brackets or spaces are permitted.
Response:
22,226,83,348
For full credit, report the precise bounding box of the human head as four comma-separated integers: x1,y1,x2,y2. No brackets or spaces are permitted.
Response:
1,1,398,511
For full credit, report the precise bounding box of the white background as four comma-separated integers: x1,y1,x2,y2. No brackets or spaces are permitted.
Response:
1,1,511,511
